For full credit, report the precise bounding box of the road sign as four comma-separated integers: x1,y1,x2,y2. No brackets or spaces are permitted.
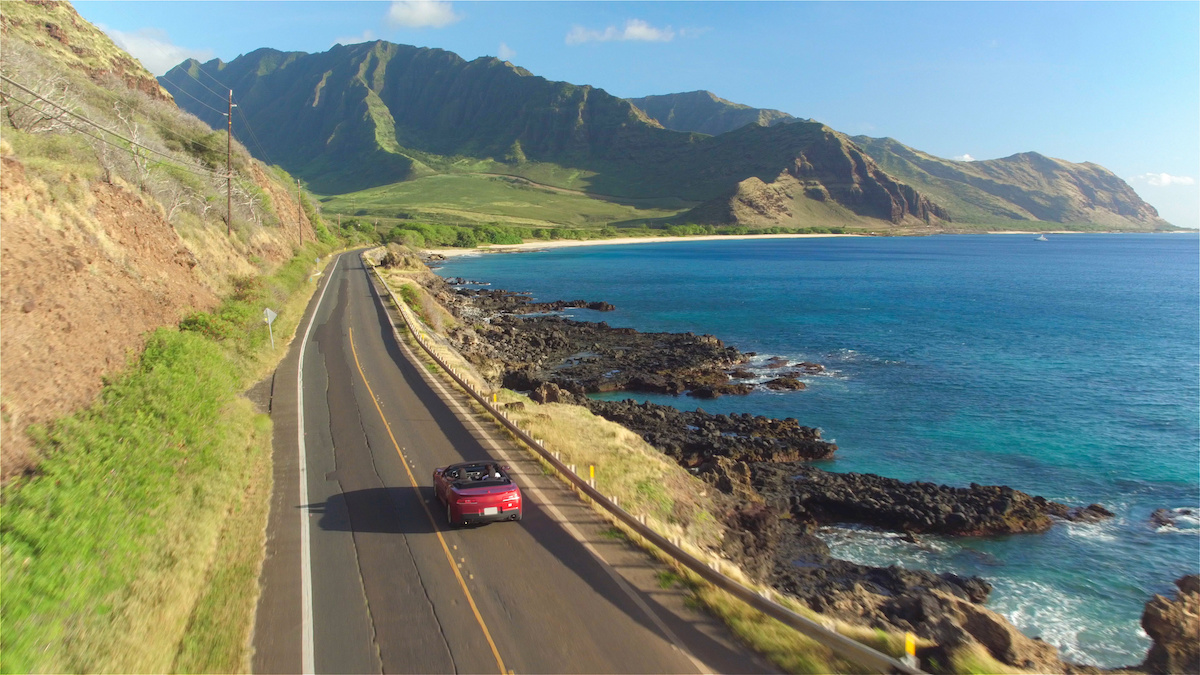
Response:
264,307,278,348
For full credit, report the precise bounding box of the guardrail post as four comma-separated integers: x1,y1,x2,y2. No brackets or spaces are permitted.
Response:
903,633,918,669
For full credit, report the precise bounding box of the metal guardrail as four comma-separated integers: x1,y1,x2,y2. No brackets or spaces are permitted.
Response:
364,252,923,675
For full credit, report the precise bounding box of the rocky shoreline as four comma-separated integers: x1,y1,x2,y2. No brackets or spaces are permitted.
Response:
400,248,1190,673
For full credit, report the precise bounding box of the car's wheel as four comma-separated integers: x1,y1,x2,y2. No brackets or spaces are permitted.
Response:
513,508,522,522
446,502,458,528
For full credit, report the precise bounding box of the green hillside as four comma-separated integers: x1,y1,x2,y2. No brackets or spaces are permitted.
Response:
160,43,943,227
850,136,1172,229
160,40,1172,232
627,90,798,136
321,173,690,230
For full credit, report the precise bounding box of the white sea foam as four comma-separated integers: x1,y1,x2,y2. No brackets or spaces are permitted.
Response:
989,579,1148,667
736,352,845,382
816,525,955,569
991,579,1090,663
1064,520,1120,543
1155,507,1200,533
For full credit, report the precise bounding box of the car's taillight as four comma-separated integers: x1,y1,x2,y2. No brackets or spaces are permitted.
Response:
504,491,519,501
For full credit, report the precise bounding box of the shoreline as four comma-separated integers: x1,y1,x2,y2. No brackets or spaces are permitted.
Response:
418,236,1198,669
427,229,1196,257
416,262,1141,672
426,232,863,257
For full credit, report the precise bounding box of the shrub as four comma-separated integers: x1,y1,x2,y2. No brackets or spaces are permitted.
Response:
179,311,237,341
454,229,478,248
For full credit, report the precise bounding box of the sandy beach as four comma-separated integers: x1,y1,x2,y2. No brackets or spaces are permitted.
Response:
426,232,864,257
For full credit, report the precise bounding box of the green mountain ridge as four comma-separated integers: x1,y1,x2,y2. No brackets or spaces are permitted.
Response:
627,90,798,136
849,136,1166,227
161,41,1172,231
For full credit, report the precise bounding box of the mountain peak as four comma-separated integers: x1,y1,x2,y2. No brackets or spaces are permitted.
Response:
627,90,796,136
158,40,1171,231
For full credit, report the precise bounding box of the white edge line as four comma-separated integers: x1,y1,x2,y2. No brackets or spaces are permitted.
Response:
296,253,340,674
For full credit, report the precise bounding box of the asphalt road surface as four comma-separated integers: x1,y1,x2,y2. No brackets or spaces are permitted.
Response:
252,250,772,674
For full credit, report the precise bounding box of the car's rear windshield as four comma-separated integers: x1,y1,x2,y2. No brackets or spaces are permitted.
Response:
454,478,512,489
449,464,512,489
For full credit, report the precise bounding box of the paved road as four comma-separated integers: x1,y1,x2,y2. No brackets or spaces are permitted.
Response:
253,251,770,674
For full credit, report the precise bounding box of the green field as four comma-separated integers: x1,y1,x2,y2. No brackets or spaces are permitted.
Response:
319,173,693,230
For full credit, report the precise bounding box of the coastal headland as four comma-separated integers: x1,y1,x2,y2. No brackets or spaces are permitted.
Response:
374,242,1199,674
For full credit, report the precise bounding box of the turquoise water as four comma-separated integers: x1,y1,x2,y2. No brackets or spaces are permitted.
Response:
437,234,1200,667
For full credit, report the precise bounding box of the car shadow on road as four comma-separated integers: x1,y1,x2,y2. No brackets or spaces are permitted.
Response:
303,485,445,535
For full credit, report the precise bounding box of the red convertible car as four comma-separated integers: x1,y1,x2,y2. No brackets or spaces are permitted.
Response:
433,461,523,526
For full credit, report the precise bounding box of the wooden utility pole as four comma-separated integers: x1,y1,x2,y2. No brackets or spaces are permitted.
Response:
227,89,233,235
297,178,303,245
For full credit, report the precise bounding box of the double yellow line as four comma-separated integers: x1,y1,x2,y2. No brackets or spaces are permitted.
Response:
348,327,508,674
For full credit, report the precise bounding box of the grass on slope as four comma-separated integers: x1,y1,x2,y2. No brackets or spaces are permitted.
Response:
320,172,690,230
0,242,340,673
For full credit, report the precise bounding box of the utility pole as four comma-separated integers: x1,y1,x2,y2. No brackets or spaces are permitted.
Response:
226,89,237,236
297,178,303,245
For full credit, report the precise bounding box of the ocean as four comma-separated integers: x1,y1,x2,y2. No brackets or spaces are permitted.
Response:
435,233,1200,667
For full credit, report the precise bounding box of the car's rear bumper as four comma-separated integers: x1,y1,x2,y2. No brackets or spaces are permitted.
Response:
460,506,521,524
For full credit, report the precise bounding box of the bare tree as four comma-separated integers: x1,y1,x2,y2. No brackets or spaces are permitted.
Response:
112,102,151,190
150,175,195,224
0,43,77,134
231,179,266,228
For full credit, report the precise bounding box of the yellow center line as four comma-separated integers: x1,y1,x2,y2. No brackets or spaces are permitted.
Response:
348,326,508,675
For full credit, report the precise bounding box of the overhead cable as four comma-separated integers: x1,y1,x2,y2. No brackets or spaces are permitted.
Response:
0,75,223,180
159,78,226,116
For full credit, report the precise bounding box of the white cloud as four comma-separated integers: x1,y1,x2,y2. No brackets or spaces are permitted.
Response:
100,25,213,76
954,153,976,162
566,19,675,45
387,0,462,28
333,30,377,47
1131,172,1196,187
498,42,516,60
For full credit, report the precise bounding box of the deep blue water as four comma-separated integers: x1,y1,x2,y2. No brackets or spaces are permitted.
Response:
437,234,1200,667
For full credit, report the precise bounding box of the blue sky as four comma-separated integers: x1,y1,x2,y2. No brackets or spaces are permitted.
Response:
74,1,1199,227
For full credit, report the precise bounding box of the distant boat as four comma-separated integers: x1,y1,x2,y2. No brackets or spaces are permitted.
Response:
1035,234,1049,241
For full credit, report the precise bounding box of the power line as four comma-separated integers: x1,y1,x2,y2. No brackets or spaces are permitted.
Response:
15,95,221,181
159,78,226,116
235,104,274,167
0,75,223,179
179,65,227,102
193,63,232,93
190,67,276,168
63,75,230,158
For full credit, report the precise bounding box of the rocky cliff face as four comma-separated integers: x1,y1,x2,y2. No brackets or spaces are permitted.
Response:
627,90,797,136
1140,575,1200,674
1,0,172,102
685,128,949,226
